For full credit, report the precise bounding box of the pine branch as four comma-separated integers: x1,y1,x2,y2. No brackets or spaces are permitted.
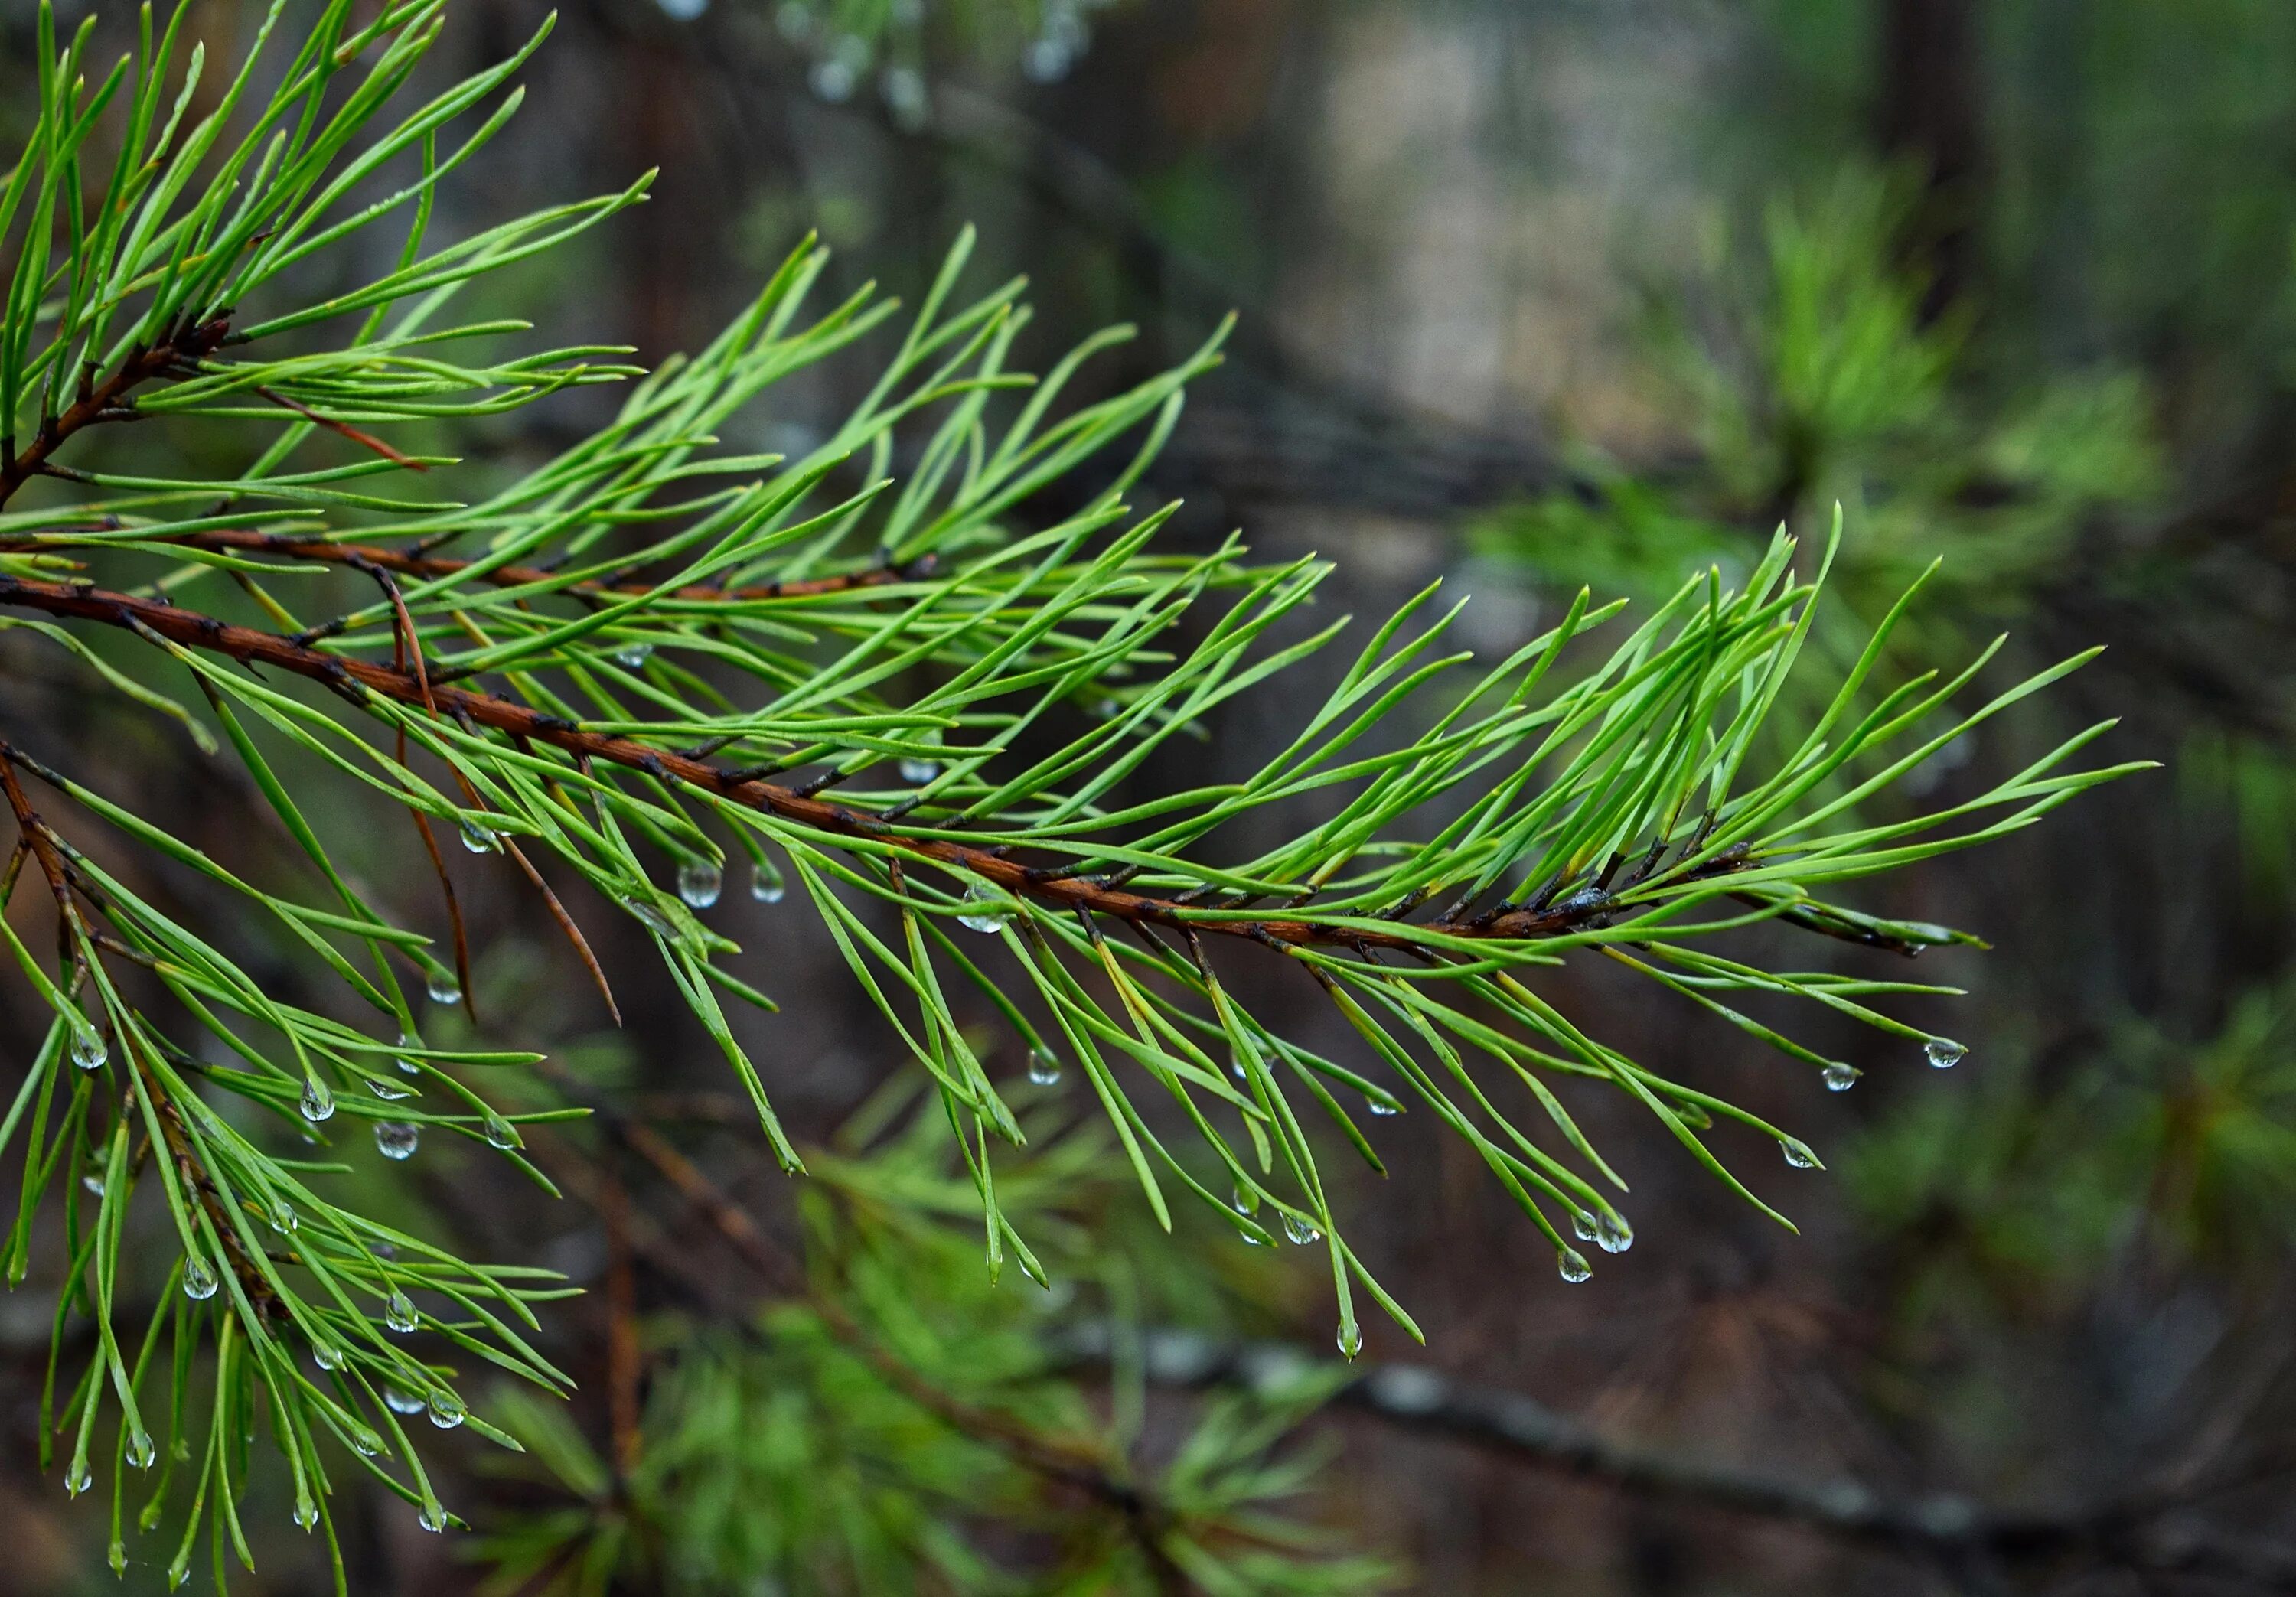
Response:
0,572,1762,956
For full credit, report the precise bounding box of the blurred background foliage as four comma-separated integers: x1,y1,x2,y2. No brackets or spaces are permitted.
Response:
5,0,2296,1592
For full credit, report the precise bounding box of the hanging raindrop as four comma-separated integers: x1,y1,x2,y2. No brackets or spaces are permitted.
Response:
70,1023,106,1071
1571,1211,1598,1243
365,1076,413,1101
418,1501,448,1533
1365,1098,1400,1117
1593,1212,1634,1255
1026,1045,1062,1086
1821,1062,1861,1092
457,819,500,855
427,1391,466,1430
80,1164,105,1198
957,882,1009,934
126,1430,155,1470
881,67,928,129
1336,1321,1364,1359
677,859,723,909
312,1341,344,1371
293,1495,319,1530
383,1291,419,1334
1238,1226,1269,1247
1282,1213,1323,1245
1557,1248,1593,1284
609,641,654,670
299,1080,335,1123
425,970,461,1006
65,1459,92,1496
1780,1137,1819,1169
749,861,786,904
374,1121,419,1161
899,756,941,785
267,1198,296,1234
483,1113,520,1152
350,1427,383,1458
182,1257,219,1301
1923,1038,1966,1070
383,1386,426,1416
1231,1181,1257,1216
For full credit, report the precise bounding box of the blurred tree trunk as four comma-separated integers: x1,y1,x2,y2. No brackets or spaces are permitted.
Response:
1875,0,1986,318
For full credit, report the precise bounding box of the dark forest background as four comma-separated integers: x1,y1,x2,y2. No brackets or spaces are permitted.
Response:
5,0,2296,1592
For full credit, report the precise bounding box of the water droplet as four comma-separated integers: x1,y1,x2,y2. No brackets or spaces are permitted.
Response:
1282,1213,1323,1245
383,1291,418,1334
126,1430,155,1469
881,66,928,129
366,1076,413,1101
268,1198,296,1234
1557,1248,1593,1283
1570,1211,1598,1243
1365,1098,1400,1117
182,1257,219,1300
1923,1038,1965,1070
299,1080,335,1123
483,1113,520,1152
677,859,722,909
1231,1181,1257,1215
457,819,500,855
371,1240,397,1261
809,54,857,101
609,641,653,670
749,861,786,903
621,895,676,937
65,1458,91,1495
1822,1062,1861,1092
957,882,1009,934
1593,1212,1633,1254
426,971,461,1006
292,1494,318,1530
417,1501,447,1533
311,1341,344,1371
351,1427,383,1457
109,1539,125,1576
1238,1226,1269,1246
427,1391,465,1429
899,756,940,784
1780,1137,1819,1169
70,1023,106,1071
1026,1045,1062,1086
1336,1322,1363,1359
80,1165,105,1198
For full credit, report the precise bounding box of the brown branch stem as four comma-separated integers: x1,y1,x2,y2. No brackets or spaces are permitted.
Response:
0,574,1731,959
0,315,233,510
0,525,922,606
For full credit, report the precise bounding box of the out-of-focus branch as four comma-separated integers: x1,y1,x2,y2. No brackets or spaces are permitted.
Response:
1056,1323,2296,1592
528,1072,1195,1595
